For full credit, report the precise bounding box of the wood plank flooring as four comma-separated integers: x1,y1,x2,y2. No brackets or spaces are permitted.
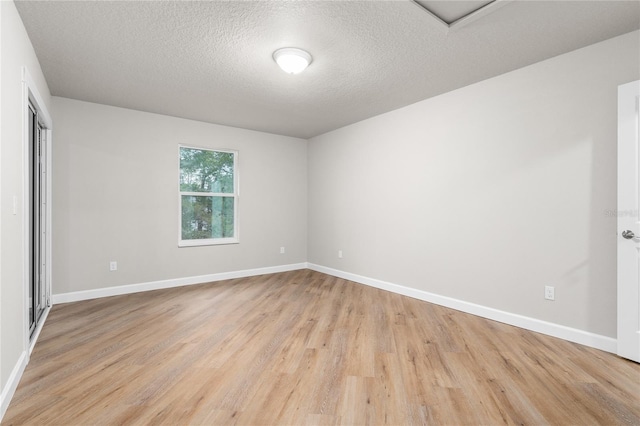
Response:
3,269,639,425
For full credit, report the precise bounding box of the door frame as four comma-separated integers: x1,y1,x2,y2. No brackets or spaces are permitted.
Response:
617,79,640,362
22,67,52,354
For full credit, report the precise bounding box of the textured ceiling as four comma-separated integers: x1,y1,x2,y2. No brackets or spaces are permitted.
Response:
15,0,640,139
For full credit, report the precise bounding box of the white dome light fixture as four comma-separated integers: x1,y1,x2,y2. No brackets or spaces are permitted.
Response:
273,47,313,74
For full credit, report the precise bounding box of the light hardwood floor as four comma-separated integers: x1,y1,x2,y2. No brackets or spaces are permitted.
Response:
3,269,639,425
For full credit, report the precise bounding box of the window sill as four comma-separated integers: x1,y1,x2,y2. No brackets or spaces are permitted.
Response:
178,238,239,247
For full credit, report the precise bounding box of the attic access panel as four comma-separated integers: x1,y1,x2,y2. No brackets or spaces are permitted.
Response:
415,0,495,26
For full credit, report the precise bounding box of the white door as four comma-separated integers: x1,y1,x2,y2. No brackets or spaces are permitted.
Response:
618,79,640,363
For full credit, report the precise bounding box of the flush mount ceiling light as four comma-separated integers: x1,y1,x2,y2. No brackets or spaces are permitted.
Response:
273,47,313,74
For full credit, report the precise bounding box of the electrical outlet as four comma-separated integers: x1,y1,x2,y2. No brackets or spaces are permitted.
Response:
338,250,343,259
544,285,555,301
280,246,285,254
110,261,118,271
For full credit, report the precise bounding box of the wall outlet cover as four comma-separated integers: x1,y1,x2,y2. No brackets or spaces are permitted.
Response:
545,285,555,301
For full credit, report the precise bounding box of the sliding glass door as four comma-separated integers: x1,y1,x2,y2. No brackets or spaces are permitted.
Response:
28,101,47,337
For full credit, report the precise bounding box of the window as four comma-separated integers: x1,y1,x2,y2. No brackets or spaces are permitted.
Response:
179,146,238,246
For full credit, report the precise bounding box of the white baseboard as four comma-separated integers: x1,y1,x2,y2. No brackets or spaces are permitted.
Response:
1,305,52,422
307,263,617,354
52,263,309,304
0,351,28,421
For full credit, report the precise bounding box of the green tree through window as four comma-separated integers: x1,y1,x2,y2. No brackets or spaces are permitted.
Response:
179,147,238,245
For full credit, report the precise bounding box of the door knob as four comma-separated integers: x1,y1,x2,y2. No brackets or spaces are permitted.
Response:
622,230,636,239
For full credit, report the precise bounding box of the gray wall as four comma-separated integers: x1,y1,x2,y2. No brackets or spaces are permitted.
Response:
0,0,51,396
52,98,307,295
308,31,640,339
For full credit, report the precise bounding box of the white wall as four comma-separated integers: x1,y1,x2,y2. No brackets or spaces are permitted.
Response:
52,98,307,295
308,31,640,339
0,0,51,412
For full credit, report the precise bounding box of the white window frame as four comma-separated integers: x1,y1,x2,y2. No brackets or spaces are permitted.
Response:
178,145,239,247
